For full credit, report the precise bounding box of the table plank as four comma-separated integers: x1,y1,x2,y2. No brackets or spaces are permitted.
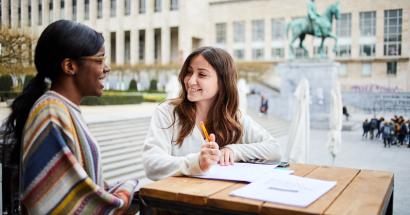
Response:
140,176,236,205
207,163,319,214
324,170,394,215
261,166,359,215
176,178,236,205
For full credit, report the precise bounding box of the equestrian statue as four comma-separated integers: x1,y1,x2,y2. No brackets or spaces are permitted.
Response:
287,0,340,58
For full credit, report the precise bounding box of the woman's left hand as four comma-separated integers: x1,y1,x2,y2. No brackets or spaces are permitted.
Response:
219,148,234,165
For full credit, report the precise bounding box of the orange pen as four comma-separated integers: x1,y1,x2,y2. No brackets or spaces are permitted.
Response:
199,121,210,142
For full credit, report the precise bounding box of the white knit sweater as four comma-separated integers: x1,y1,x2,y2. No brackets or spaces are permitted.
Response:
142,102,282,181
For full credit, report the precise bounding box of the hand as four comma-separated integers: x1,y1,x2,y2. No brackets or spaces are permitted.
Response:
199,134,220,172
219,147,234,166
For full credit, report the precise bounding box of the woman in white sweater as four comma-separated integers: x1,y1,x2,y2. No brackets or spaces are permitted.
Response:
143,47,281,181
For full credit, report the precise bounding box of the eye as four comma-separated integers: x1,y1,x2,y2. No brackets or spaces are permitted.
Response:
199,72,207,77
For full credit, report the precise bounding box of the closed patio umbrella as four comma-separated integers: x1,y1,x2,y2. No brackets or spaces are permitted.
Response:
285,79,310,163
327,81,343,165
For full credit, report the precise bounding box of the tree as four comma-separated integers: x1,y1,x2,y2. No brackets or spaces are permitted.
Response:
0,28,35,76
0,74,13,91
149,79,158,92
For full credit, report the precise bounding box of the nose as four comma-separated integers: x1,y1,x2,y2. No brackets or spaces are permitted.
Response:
103,63,111,74
187,73,197,85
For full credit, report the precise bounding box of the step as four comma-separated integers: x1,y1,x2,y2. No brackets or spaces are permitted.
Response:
97,135,146,147
100,141,144,153
103,163,144,180
90,124,149,137
103,157,142,172
88,118,151,129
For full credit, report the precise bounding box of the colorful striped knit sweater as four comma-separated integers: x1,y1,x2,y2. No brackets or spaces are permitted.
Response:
21,91,138,214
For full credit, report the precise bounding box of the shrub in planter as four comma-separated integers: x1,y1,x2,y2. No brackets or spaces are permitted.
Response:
149,79,158,92
23,75,35,89
129,79,138,91
0,75,13,91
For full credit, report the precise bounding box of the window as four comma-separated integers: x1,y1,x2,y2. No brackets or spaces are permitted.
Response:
0,0,2,26
336,13,351,37
110,0,116,17
359,44,375,57
338,64,347,76
49,1,53,23
170,0,178,11
124,0,131,15
361,63,372,76
335,45,351,57
271,48,284,59
154,0,161,12
60,0,65,19
271,18,285,40
387,62,397,75
215,23,226,44
110,32,116,63
359,11,376,36
124,31,131,64
233,21,245,43
233,49,244,60
84,0,89,20
18,0,21,27
252,20,264,42
252,48,264,60
28,0,31,26
139,30,145,62
139,0,145,14
72,0,77,20
97,0,102,18
384,9,402,56
38,2,42,25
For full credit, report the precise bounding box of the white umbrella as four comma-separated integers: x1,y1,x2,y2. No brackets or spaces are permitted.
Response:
285,79,310,163
327,81,343,165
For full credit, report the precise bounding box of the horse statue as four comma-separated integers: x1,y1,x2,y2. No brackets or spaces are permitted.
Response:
287,2,340,58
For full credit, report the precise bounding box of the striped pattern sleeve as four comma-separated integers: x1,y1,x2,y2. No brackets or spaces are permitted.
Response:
21,97,138,214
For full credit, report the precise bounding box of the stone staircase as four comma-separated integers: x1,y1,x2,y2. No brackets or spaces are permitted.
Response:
89,111,290,186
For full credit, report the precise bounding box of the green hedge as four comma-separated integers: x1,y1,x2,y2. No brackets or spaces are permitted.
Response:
81,95,144,105
0,91,20,102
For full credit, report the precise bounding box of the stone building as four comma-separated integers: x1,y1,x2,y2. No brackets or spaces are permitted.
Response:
1,0,409,91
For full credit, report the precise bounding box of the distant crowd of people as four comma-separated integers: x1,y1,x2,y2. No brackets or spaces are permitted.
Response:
362,115,410,148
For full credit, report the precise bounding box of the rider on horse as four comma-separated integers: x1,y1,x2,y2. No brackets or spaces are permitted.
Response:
308,0,323,36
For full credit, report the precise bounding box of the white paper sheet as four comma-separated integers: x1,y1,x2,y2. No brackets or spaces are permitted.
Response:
193,162,293,182
231,174,336,207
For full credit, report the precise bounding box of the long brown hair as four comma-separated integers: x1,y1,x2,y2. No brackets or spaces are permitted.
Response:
170,47,243,147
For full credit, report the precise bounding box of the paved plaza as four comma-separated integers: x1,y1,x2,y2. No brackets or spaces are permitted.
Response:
1,100,409,214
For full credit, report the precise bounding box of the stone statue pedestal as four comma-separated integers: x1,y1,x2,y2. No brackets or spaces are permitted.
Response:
275,60,340,129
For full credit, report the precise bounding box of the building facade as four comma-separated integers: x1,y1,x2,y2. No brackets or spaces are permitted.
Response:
1,0,410,91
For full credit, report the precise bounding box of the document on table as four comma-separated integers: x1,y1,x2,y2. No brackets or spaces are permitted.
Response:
230,174,336,207
193,162,293,182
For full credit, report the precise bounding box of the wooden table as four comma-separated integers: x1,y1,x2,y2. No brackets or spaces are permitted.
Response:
138,164,394,215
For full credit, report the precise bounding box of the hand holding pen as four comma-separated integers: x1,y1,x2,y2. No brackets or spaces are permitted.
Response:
199,121,220,172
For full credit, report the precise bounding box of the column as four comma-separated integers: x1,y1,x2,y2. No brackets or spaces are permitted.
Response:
41,0,48,26
103,31,111,64
1,0,8,27
130,29,139,65
178,25,191,63
89,0,96,23
65,0,73,20
116,30,124,65
145,28,154,64
11,0,18,28
117,0,124,17
31,0,38,26
161,26,170,64
53,0,60,21
77,0,84,21
21,0,28,28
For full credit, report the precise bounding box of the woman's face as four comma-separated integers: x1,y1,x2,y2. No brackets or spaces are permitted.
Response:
183,54,219,105
75,47,110,97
